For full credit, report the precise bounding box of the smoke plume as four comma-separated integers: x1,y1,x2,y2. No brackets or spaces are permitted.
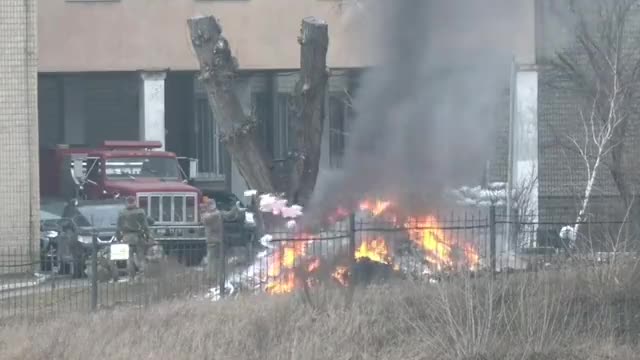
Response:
309,0,531,217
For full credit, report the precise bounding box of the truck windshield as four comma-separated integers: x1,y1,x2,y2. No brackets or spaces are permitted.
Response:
74,204,125,228
105,157,180,180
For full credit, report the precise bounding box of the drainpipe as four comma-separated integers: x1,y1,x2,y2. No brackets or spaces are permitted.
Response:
505,57,517,252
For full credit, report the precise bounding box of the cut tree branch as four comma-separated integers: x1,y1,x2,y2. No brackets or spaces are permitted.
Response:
289,17,330,205
188,16,330,206
188,16,275,193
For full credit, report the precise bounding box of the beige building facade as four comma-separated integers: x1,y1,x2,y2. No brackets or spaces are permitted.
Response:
2,0,543,250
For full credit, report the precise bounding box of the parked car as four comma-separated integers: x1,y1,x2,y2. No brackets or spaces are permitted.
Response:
40,209,62,272
201,190,256,247
57,199,128,278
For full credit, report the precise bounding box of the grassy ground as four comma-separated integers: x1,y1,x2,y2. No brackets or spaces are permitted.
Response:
0,258,212,320
2,259,640,360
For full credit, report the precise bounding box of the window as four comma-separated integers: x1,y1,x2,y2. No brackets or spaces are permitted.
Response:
329,94,350,168
86,159,102,183
274,93,296,160
105,157,180,180
195,97,226,178
70,204,125,228
251,92,274,156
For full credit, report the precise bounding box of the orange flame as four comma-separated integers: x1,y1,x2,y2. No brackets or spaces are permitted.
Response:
265,234,312,294
405,215,479,270
355,237,391,264
359,199,392,216
332,266,349,286
265,272,296,294
264,199,479,295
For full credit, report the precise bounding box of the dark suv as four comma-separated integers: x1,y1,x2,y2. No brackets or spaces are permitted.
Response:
58,199,127,277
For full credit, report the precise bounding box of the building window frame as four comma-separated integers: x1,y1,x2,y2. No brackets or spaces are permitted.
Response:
193,95,226,179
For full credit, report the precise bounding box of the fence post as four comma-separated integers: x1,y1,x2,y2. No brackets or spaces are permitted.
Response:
348,212,356,264
218,242,226,298
489,204,497,275
90,234,98,312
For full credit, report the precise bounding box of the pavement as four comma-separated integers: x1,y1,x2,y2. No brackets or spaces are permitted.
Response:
0,272,50,292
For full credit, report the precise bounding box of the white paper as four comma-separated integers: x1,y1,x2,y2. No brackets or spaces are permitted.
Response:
110,244,130,260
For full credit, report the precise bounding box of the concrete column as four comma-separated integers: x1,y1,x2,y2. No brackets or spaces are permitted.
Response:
508,65,539,249
139,71,167,150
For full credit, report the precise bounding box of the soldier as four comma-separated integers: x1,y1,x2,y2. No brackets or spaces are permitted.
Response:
201,197,240,284
115,196,153,281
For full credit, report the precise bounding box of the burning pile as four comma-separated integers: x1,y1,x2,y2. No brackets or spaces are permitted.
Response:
252,195,480,295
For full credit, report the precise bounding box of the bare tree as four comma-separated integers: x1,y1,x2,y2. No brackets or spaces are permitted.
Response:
548,0,640,242
187,16,329,205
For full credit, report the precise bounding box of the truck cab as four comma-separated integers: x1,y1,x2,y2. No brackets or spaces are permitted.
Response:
40,141,206,257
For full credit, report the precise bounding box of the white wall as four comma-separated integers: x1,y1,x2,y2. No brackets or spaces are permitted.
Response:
510,66,539,248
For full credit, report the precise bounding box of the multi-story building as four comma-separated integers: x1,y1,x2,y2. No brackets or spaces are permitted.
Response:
37,0,369,200
5,0,629,251
28,0,539,249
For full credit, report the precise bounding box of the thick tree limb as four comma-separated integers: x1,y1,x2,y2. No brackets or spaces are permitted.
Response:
188,16,275,193
188,16,330,206
289,17,330,205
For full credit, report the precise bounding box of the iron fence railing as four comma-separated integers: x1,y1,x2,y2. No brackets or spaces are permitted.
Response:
1,210,638,319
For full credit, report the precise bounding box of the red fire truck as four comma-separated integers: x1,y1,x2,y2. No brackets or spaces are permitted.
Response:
39,140,207,261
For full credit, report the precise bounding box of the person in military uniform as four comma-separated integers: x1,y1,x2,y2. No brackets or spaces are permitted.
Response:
115,196,153,280
201,197,240,284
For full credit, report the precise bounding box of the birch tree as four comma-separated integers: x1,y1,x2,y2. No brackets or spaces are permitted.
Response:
549,0,640,246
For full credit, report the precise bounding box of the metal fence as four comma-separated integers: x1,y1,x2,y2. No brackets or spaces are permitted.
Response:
1,209,637,319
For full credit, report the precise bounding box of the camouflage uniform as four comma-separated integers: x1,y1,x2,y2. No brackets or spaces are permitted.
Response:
201,201,240,284
116,201,152,280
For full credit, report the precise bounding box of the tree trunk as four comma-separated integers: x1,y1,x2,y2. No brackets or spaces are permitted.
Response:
188,16,330,206
289,17,330,205
187,16,275,193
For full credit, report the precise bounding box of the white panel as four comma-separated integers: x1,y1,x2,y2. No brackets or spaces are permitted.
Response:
139,71,166,150
513,69,539,247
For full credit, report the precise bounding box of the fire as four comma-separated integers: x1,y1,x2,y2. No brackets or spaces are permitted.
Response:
266,241,307,279
262,198,480,296
405,215,479,270
330,206,350,221
332,266,349,286
359,199,392,216
265,272,296,295
355,237,391,264
264,234,312,294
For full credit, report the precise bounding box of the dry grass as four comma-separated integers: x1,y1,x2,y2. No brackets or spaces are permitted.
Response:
2,260,640,360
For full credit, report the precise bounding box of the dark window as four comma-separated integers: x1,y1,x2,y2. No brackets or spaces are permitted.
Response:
329,94,350,168
86,159,102,183
252,92,274,156
195,97,225,177
274,93,295,160
74,204,125,228
105,157,180,180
